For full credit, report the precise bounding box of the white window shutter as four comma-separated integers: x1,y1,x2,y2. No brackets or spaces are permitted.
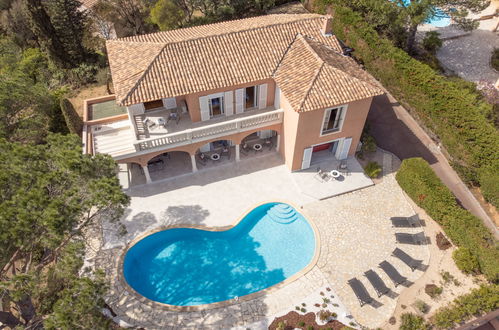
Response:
338,137,352,160
322,109,331,132
301,147,313,170
235,89,244,114
224,91,233,116
199,96,210,121
335,139,344,159
337,107,346,130
274,86,281,109
162,97,177,109
258,83,267,109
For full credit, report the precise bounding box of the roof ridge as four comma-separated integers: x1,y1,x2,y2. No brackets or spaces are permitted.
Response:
271,33,302,77
120,45,167,105
298,61,325,111
117,15,323,45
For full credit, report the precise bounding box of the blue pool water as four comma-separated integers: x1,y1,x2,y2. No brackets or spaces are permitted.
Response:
123,203,316,306
394,0,451,27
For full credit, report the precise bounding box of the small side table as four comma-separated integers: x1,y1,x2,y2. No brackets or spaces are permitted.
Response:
253,143,263,153
211,153,220,161
329,170,341,179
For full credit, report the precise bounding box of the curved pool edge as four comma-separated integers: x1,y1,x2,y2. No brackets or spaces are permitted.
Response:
116,200,322,312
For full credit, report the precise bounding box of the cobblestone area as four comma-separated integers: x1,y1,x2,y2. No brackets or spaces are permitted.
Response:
91,151,429,329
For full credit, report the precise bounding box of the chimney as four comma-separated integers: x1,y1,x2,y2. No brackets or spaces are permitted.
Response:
322,15,333,36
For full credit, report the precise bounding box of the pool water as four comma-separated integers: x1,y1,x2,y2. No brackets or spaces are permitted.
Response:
394,0,451,27
123,203,316,306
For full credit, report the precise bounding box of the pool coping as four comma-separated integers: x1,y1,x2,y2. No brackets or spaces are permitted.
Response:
115,200,322,312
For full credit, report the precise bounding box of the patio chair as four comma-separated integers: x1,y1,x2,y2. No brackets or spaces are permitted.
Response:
240,143,251,156
167,108,180,125
390,215,421,228
220,147,230,160
196,152,207,166
144,118,157,130
364,270,390,297
395,232,427,245
315,167,330,182
337,159,350,176
264,138,274,150
348,278,373,306
379,261,407,287
392,248,423,271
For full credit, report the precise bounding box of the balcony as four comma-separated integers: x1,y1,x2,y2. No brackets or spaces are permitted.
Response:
132,108,283,155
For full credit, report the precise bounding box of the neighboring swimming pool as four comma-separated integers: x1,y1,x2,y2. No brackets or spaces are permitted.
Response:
393,0,451,27
123,203,316,306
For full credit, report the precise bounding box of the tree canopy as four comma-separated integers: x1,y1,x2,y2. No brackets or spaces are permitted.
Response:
0,133,129,328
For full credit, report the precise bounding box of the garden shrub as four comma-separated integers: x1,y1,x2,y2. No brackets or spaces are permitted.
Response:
60,98,83,136
396,158,499,282
425,284,443,298
315,1,499,209
364,161,382,178
453,247,479,274
432,284,499,329
399,313,429,330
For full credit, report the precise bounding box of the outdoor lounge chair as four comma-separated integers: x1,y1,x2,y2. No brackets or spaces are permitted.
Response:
264,138,274,150
395,232,427,245
364,270,390,297
144,118,157,130
379,261,407,287
348,278,373,306
392,248,422,271
390,215,421,228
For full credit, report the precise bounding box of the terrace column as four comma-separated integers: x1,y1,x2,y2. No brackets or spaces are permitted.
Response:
190,154,198,173
235,144,240,162
276,134,280,152
142,165,152,184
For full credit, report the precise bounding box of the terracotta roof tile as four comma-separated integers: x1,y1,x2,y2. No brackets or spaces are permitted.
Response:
273,35,384,112
107,14,343,106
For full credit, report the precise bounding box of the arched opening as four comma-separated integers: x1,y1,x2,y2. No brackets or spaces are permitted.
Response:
144,151,192,182
195,139,235,169
239,129,279,160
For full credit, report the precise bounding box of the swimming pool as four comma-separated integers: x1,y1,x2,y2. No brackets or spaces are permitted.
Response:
123,203,316,306
394,0,451,27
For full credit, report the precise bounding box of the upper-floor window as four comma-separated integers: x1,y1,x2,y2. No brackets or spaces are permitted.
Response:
245,86,258,110
209,95,224,117
321,106,346,135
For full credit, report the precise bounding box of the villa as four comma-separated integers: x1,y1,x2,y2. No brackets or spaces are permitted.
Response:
82,14,384,184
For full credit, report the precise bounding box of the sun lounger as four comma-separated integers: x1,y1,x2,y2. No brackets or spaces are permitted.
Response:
390,215,421,228
364,270,390,297
348,278,373,306
315,167,330,182
395,232,427,245
379,261,407,287
392,248,422,271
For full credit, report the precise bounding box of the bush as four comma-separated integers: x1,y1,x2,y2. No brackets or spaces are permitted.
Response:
453,247,479,274
361,134,377,153
60,98,83,136
364,161,382,178
413,299,429,314
400,313,429,330
425,284,443,298
315,1,499,209
435,232,452,250
432,284,499,328
491,48,499,71
422,31,442,54
317,310,331,321
395,158,499,282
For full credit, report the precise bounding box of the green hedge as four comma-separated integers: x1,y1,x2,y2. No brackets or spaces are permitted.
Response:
432,284,499,329
395,158,499,282
315,1,499,209
60,98,83,136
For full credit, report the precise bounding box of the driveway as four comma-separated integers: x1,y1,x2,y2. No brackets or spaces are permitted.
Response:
368,94,498,239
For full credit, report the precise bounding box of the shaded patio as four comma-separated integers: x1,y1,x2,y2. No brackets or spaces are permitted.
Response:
290,155,374,200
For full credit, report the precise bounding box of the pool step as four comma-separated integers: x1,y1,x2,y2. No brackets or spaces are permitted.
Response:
267,204,299,224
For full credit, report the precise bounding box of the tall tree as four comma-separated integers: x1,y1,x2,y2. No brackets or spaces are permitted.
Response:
0,133,129,327
149,0,186,30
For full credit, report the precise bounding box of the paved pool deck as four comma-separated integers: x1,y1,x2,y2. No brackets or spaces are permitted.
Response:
90,151,430,329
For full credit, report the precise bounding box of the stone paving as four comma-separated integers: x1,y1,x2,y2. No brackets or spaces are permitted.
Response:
90,150,429,329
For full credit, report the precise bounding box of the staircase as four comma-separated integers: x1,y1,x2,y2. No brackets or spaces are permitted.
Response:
266,204,299,224
134,116,147,140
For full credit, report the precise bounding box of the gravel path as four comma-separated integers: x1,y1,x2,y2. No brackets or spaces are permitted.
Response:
437,30,499,83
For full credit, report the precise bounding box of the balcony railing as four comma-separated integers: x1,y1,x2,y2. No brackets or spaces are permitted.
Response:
134,109,284,152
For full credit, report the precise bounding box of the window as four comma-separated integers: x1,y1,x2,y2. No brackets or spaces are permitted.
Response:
209,96,224,117
143,100,164,110
244,86,258,110
322,106,345,134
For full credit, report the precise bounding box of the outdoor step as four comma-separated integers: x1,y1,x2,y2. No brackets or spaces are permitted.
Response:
266,204,298,224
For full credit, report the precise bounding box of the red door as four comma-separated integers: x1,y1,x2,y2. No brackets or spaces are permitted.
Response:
312,143,331,152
